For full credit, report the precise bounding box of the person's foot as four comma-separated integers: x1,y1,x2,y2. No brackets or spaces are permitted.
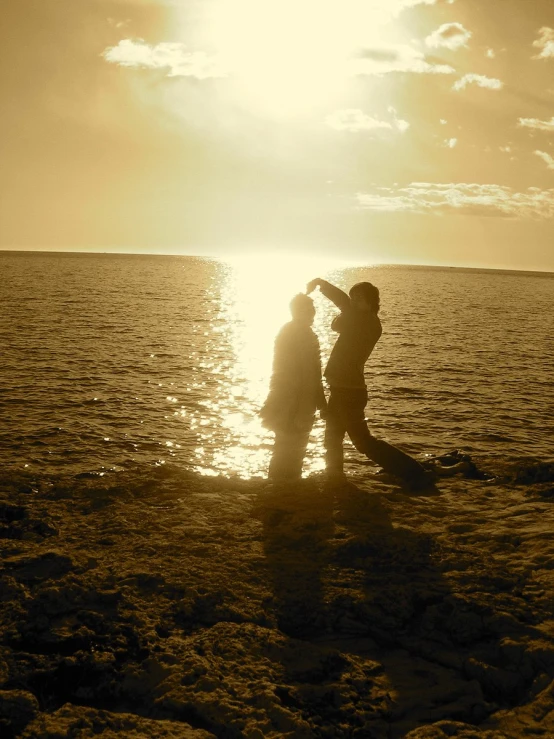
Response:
263,478,292,494
425,459,473,477
324,471,359,492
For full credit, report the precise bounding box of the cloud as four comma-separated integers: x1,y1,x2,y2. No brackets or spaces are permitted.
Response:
535,150,554,170
107,17,130,29
532,27,554,59
486,48,495,59
453,73,503,91
399,0,456,7
374,0,456,17
425,22,471,50
96,0,179,4
326,107,409,133
351,44,455,76
518,116,554,132
356,182,554,219
102,39,226,78
444,138,457,148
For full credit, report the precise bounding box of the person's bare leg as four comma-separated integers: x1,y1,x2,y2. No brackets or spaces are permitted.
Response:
349,425,430,484
324,393,347,480
269,431,310,482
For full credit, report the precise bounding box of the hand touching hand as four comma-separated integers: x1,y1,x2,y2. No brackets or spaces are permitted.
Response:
306,278,321,294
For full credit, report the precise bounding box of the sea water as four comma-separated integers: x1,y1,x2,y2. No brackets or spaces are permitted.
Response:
1,251,553,484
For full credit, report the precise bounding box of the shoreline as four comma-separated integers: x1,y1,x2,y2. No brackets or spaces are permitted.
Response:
1,459,554,738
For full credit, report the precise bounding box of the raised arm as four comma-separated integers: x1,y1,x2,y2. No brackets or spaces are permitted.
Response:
306,278,351,311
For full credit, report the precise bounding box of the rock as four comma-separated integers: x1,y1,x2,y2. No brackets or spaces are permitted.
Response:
529,671,552,698
464,658,522,701
0,689,40,738
4,551,74,581
527,640,554,675
121,657,176,697
0,502,27,522
445,606,487,646
486,677,554,736
513,462,554,485
0,502,57,539
20,703,216,738
404,720,506,738
155,623,391,737
0,652,9,686
3,465,554,737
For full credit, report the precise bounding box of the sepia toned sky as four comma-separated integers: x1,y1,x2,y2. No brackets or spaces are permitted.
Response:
1,0,553,270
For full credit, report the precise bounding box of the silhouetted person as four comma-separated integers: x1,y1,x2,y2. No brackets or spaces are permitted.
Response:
260,293,327,482
307,278,430,487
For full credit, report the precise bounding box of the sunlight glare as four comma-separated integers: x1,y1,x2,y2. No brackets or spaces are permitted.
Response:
199,0,400,116
223,252,344,393
192,252,346,478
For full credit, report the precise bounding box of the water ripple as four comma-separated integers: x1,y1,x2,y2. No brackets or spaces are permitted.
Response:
1,253,553,477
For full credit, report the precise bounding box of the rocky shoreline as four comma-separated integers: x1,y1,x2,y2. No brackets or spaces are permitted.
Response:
1,459,554,738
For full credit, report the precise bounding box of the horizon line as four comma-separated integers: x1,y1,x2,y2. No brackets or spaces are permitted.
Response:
0,247,553,276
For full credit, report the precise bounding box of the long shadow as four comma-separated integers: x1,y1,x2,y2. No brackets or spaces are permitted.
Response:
253,480,335,639
329,480,554,734
254,474,553,735
330,483,452,645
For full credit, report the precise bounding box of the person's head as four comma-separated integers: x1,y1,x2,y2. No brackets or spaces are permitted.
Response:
349,282,380,313
289,293,316,325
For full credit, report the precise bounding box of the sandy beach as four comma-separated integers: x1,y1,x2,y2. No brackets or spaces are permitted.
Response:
1,458,554,738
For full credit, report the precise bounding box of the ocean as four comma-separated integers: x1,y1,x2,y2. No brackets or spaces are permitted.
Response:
1,251,553,485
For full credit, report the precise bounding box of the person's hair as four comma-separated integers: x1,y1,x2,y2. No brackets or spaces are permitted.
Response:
349,282,380,313
289,293,315,319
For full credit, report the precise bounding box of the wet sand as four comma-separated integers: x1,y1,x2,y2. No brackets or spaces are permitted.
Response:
1,458,554,738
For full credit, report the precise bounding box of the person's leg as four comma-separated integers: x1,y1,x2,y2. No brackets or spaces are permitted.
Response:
324,389,347,476
268,432,288,481
343,390,430,484
287,430,310,480
269,430,310,482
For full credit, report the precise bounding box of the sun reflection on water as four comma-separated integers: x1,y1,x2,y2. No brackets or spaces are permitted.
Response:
188,253,343,478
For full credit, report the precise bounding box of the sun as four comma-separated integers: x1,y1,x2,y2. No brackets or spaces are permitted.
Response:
196,0,398,118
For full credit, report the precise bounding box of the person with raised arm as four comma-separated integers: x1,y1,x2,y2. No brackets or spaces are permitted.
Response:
306,277,431,488
260,293,327,483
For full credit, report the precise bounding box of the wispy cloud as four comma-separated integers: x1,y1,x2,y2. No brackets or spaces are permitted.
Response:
351,44,454,76
532,27,554,59
356,183,554,218
425,22,471,50
102,39,226,78
453,73,503,91
486,48,496,59
326,107,409,133
518,116,554,132
385,0,457,15
400,0,456,7
444,138,457,148
535,150,554,170
107,17,130,30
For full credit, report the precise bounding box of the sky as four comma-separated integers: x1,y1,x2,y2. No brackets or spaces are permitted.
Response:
1,0,553,270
